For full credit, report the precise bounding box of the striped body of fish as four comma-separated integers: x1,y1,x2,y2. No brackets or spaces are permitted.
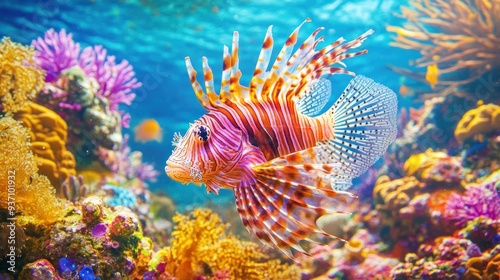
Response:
165,19,397,259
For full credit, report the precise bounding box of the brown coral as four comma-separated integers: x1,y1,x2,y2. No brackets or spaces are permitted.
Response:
14,102,76,189
464,249,500,280
152,208,300,280
455,101,500,143
0,116,65,224
387,0,500,96
0,37,45,114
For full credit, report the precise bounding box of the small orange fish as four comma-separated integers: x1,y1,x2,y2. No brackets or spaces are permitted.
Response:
399,85,414,97
134,119,163,143
426,63,439,88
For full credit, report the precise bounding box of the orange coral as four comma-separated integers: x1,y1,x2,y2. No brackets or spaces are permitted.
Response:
455,101,500,143
14,102,76,189
151,208,300,280
0,116,65,224
387,0,500,96
0,37,45,114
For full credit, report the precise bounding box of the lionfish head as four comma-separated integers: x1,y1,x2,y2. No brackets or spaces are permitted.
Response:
165,114,244,193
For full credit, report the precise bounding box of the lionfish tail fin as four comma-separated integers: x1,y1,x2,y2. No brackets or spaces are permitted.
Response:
322,75,398,178
232,160,357,260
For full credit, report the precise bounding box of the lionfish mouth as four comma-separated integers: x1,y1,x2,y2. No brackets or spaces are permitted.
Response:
165,159,204,185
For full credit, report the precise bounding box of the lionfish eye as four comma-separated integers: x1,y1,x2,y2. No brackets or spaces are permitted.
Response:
194,124,211,142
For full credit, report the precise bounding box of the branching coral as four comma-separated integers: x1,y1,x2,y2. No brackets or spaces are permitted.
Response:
0,37,45,114
0,116,65,224
387,0,500,95
150,208,300,280
14,102,76,189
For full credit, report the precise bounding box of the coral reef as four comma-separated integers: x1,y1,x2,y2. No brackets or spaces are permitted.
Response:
445,179,500,227
404,149,464,185
387,0,500,96
19,196,152,279
61,174,88,203
384,95,471,177
146,208,300,280
14,102,76,188
0,116,65,224
373,149,468,252
0,37,45,114
464,245,500,280
391,237,472,279
37,66,124,163
18,259,62,280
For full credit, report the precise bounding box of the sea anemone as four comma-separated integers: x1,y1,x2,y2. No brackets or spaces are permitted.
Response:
445,182,500,226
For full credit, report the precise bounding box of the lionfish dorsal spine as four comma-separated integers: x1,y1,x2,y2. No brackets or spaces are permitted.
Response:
249,26,273,102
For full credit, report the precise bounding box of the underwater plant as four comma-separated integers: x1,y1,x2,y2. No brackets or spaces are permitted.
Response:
0,37,45,114
387,0,500,96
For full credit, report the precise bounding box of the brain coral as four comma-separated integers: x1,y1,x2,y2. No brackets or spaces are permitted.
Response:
14,102,76,189
0,37,45,114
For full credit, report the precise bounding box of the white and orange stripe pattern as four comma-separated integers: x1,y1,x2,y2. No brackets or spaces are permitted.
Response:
166,18,398,260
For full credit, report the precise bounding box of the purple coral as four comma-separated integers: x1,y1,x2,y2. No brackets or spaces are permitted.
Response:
32,29,80,82
32,29,141,112
98,134,159,183
445,182,500,227
79,46,140,111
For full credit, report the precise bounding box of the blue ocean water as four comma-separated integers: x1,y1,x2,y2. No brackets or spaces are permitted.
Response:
0,0,414,209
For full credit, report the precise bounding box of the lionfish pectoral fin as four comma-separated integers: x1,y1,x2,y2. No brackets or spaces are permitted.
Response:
232,159,357,260
296,78,331,116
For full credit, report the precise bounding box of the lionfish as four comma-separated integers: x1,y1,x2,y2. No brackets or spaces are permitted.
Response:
165,19,397,259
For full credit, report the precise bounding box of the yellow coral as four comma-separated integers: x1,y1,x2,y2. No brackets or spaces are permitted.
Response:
0,37,45,114
387,0,500,96
153,208,300,280
404,149,463,184
0,116,65,224
14,102,76,188
454,102,500,143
